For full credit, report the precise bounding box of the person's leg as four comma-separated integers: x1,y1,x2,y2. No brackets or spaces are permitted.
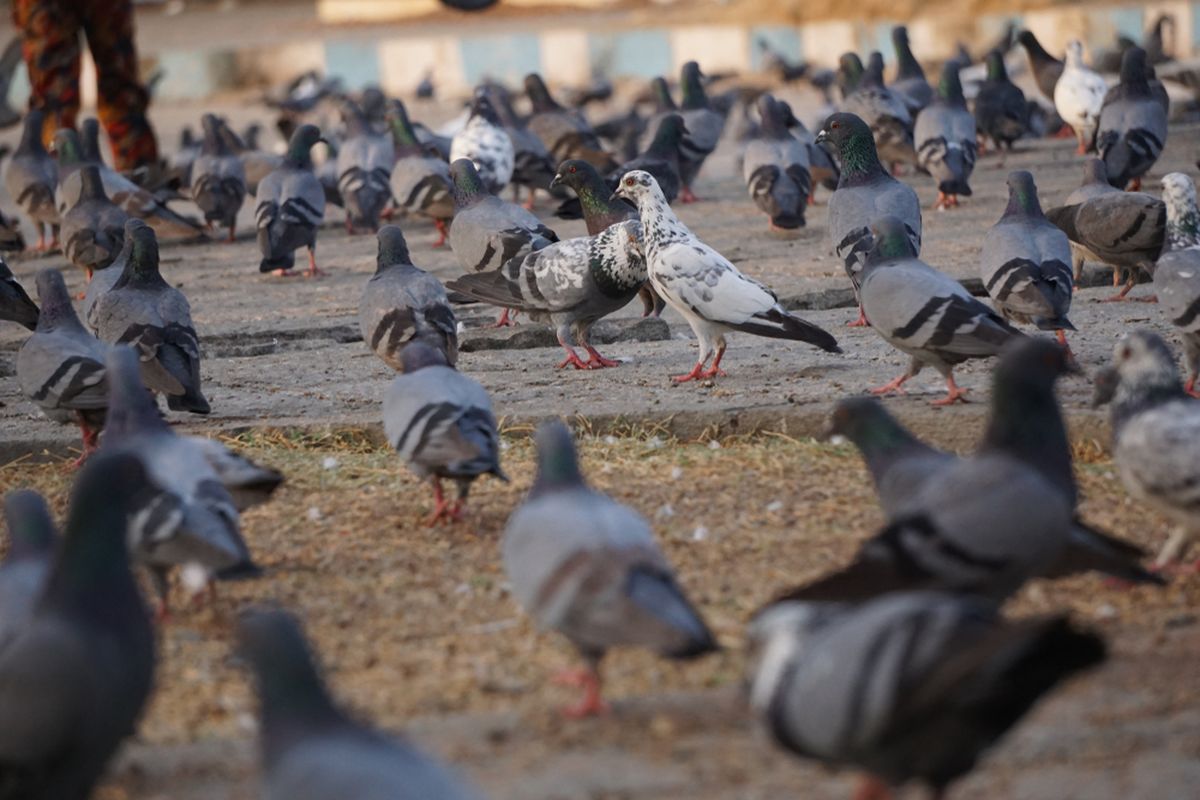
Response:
13,0,83,145
79,0,157,170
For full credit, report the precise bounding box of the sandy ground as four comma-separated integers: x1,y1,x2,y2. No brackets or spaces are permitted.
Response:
0,101,1197,798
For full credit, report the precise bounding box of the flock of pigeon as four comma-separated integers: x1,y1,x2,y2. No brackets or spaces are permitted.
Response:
0,17,1198,800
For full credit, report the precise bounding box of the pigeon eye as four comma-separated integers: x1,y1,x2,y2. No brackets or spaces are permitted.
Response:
831,121,840,129
569,166,576,173
625,177,635,186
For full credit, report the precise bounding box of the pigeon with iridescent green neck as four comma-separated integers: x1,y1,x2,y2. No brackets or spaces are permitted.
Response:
386,99,454,246
889,25,933,114
1153,173,1200,396
256,124,327,276
915,64,977,210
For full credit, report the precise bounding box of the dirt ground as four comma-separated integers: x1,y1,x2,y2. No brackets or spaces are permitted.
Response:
0,97,1198,797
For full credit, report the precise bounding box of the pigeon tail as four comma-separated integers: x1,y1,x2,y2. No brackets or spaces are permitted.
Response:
730,306,842,353
626,566,719,659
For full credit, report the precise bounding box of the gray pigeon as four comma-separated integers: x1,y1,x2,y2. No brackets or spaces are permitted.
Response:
383,342,506,525
914,65,976,209
1062,158,1133,284
238,608,485,800
671,61,725,203
974,51,1029,153
4,109,59,251
257,124,327,276
837,53,915,169
816,112,922,326
81,229,132,331
1017,30,1064,101
742,94,810,230
359,225,458,370
449,92,514,196
981,171,1074,345
524,73,616,174
60,163,129,280
0,37,23,129
0,257,38,330
1154,173,1200,395
101,345,259,616
481,85,556,206
1097,47,1167,191
0,449,155,799
748,592,1105,799
189,436,284,513
17,269,110,458
192,113,248,241
889,26,933,114
0,490,57,638
858,216,1021,404
221,122,284,196
336,100,394,233
447,218,646,369
613,170,840,382
607,112,686,204
90,219,210,415
502,421,717,717
386,99,454,246
779,102,838,195
1095,331,1200,568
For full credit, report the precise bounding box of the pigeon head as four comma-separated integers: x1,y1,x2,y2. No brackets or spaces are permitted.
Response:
385,99,421,149
530,420,585,497
3,489,58,560
936,63,966,106
17,108,46,153
1004,170,1043,216
400,340,449,374
680,61,708,110
1111,331,1182,394
51,128,84,164
1080,158,1109,186
469,92,502,125
816,113,880,179
113,219,164,291
984,51,1009,82
892,26,925,80
756,94,789,137
284,124,324,168
76,163,109,202
862,52,886,88
375,225,411,270
610,169,662,208
549,158,604,199
103,344,169,440
1017,30,1055,62
647,112,688,151
359,85,387,120
524,73,562,113
827,397,920,455
1161,173,1199,251
650,77,677,111
33,268,85,333
337,98,370,135
79,118,102,162
1064,40,1086,67
1118,46,1149,87
449,158,488,207
865,216,917,262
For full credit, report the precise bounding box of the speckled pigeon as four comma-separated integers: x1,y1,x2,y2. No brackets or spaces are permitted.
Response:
481,84,556,206
743,94,810,230
915,65,976,210
503,421,717,717
4,109,59,251
1097,47,1168,191
256,124,327,276
450,92,515,196
1153,173,1200,396
192,113,247,242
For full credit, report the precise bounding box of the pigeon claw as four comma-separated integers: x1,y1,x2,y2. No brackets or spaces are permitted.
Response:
680,186,698,204
930,376,969,406
553,667,609,719
672,363,708,383
557,350,592,370
583,346,620,369
869,374,909,396
846,307,870,327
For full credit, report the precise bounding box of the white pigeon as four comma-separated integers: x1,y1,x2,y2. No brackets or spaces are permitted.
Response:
611,170,840,382
1053,41,1109,155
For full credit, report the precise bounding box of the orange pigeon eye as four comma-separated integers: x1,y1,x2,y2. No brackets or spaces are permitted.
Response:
831,121,840,129
569,166,576,173
625,177,635,186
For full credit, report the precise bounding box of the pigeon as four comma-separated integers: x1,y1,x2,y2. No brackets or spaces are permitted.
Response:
838,53,916,169
1153,173,1200,395
748,592,1105,800
191,113,248,242
1054,41,1108,155
416,69,435,100
779,102,839,194
1017,30,1064,101
60,163,129,280
665,61,725,203
524,73,616,172
382,342,506,524
974,51,1029,153
57,120,206,239
612,170,840,382
359,225,458,370
101,345,259,614
4,108,59,251
889,25,933,114
816,112,922,326
0,490,57,637
0,449,155,799
858,216,1021,404
606,112,686,204
914,64,977,210
90,219,210,414
0,36,23,129
80,229,132,330
1096,47,1168,191
481,85,556,206
386,99,455,246
447,216,646,370
0,210,24,252
981,171,1074,346
743,94,811,230
449,92,515,196
336,100,395,233
0,257,38,330
238,608,485,800
168,125,200,189
256,124,327,277
1095,331,1200,569
17,269,110,458
1045,184,1165,301
187,436,284,513
1061,158,1136,284
502,421,717,717
221,122,284,196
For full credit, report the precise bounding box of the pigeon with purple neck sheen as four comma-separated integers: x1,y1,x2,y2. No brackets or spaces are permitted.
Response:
914,64,977,210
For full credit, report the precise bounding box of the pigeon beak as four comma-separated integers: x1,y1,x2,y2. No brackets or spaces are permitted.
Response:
549,173,563,189
608,190,623,204
814,130,829,145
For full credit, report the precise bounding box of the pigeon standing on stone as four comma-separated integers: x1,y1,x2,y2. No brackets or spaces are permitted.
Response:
1054,41,1108,155
524,73,615,172
481,85,556,208
238,609,485,800
1018,30,1064,101
256,124,327,276
974,51,1029,154
17,269,110,459
192,113,247,242
915,65,977,210
0,449,155,799
450,92,515,196
336,100,394,233
1153,173,1200,395
613,170,840,382
386,99,455,246
748,592,1105,800
816,112,922,326
981,171,1074,348
90,219,210,414
359,225,458,370
837,53,916,170
889,25,933,114
1096,47,1168,191
0,258,38,329
383,342,506,524
606,112,686,204
503,421,717,717
4,109,59,251
743,94,810,230
60,164,129,280
857,216,1021,404
1095,331,1200,569
0,490,57,637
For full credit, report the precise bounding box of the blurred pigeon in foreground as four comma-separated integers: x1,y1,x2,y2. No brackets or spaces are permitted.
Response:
0,490,58,638
256,124,327,276
1096,47,1168,191
5,109,59,250
0,450,155,798
238,608,485,800
1153,173,1200,395
613,170,840,382
503,421,717,717
383,342,506,524
0,257,38,329
914,65,976,210
192,114,248,242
